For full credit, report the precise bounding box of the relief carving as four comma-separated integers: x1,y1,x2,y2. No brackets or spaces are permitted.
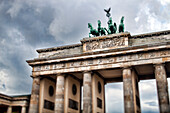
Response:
160,51,167,56
88,60,93,65
34,50,170,72
35,66,41,71
86,37,126,51
91,41,99,50
45,65,50,70
108,57,114,63
149,52,156,58
138,53,144,59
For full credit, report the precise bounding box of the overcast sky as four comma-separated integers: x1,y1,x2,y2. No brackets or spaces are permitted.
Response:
0,0,170,113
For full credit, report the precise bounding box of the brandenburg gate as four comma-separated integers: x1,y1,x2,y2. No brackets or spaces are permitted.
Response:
27,30,170,113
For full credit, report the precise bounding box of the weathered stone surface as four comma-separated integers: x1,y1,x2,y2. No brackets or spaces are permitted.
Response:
32,49,170,75
28,77,40,113
155,64,170,113
21,106,26,113
130,32,170,46
55,75,65,113
81,33,129,52
7,106,12,113
83,71,92,113
38,44,82,58
123,68,135,113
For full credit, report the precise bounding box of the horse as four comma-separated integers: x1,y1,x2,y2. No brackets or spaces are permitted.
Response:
106,17,117,34
97,20,106,36
119,16,124,33
88,23,99,37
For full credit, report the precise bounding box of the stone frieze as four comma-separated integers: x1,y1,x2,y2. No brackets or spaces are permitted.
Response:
33,50,170,72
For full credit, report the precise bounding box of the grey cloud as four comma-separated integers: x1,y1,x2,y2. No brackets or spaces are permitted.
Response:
105,82,123,90
145,101,158,107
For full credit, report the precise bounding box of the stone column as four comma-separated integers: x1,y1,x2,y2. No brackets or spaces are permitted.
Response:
155,64,170,113
28,76,40,113
21,106,26,113
7,106,12,113
123,67,135,113
55,74,65,113
83,71,92,113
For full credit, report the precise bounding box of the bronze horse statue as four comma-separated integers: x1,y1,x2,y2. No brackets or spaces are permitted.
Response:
97,20,106,36
88,23,99,37
119,16,124,33
105,17,117,34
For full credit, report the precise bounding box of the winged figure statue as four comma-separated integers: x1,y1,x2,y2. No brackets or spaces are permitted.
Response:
104,7,111,18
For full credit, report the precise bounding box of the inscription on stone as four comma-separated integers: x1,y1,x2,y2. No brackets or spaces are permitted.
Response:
85,37,127,52
34,50,170,72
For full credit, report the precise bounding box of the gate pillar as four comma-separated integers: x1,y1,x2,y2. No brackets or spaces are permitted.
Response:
28,76,40,113
55,74,65,113
123,67,141,113
155,64,170,113
83,71,92,113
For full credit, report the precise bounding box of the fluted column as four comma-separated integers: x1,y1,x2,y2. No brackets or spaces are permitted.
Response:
55,74,65,113
28,76,40,113
7,106,12,113
21,106,26,113
123,67,135,113
155,64,170,113
83,71,92,113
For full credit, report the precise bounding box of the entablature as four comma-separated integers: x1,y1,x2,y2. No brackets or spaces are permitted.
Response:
27,42,170,66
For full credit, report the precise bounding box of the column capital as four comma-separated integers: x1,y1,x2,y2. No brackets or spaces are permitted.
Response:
153,63,165,67
21,104,27,107
31,75,41,79
56,73,65,76
83,70,93,73
122,64,132,69
122,66,132,71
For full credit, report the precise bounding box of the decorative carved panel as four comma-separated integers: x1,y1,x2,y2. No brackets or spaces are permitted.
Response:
82,34,129,52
